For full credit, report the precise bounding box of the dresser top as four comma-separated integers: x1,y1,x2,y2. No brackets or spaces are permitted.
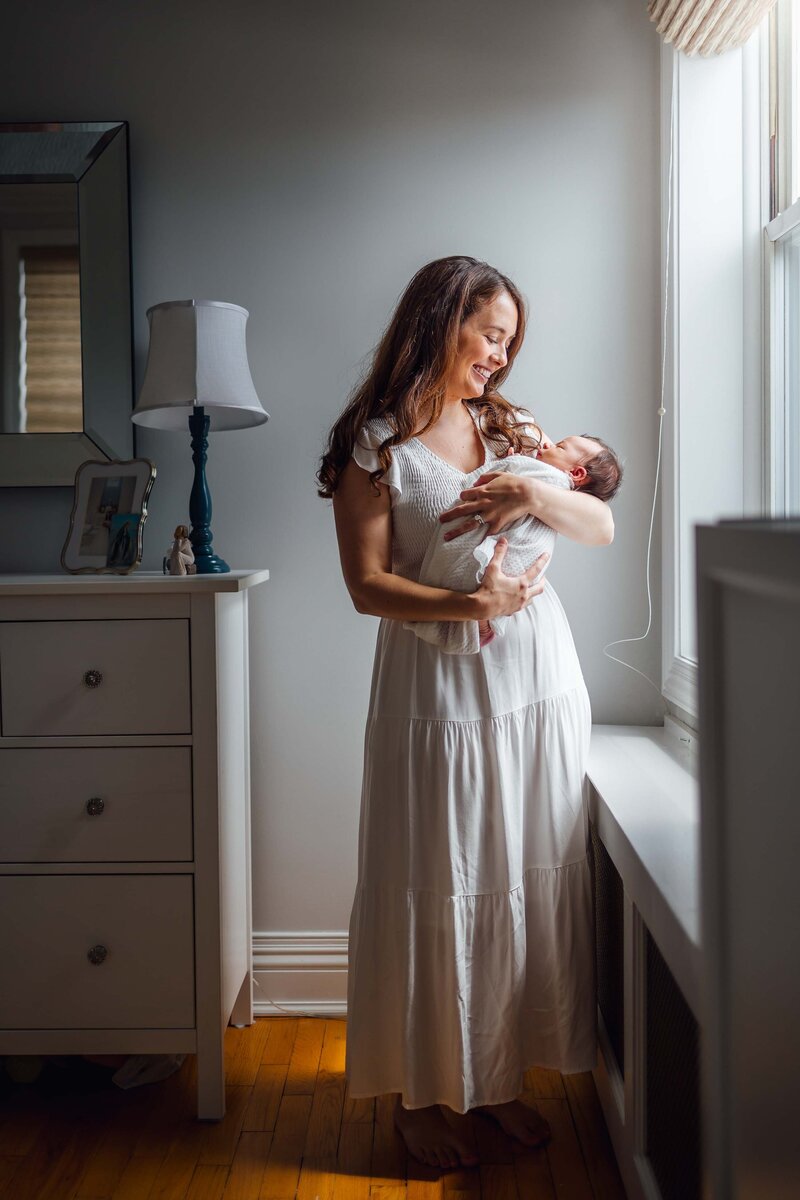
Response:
0,569,270,596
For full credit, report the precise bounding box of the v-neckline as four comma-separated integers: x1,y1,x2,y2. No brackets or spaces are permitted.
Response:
412,404,490,475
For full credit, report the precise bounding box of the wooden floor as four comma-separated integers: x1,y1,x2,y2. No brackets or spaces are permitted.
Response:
0,1018,626,1199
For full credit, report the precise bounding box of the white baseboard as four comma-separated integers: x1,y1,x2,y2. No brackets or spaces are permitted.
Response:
252,931,348,1018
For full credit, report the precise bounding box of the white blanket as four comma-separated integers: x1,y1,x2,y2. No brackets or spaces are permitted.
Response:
403,455,570,654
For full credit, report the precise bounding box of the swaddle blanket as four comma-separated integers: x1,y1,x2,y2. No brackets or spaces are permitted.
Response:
403,454,570,654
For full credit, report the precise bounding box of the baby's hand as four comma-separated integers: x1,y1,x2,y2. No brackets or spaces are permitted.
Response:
478,619,495,648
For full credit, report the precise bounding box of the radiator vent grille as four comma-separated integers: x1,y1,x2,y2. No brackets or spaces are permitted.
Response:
590,820,625,1075
645,928,702,1200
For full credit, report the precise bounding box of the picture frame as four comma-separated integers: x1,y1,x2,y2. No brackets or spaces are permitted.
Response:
61,458,156,574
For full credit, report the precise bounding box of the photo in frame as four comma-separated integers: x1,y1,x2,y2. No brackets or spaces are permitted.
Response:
61,458,156,574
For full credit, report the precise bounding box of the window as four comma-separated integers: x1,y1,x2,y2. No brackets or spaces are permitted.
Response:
766,0,800,516
660,34,764,721
18,244,83,433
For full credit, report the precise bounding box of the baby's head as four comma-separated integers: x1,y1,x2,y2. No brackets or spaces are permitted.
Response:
537,435,623,502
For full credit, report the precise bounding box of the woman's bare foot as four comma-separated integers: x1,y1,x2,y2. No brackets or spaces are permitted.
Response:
474,1099,551,1147
393,1095,479,1169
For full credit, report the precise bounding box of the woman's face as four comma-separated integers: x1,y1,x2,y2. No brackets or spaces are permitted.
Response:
445,289,518,401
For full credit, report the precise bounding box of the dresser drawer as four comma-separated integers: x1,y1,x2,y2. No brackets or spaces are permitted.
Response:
0,875,195,1028
0,619,191,736
0,748,193,863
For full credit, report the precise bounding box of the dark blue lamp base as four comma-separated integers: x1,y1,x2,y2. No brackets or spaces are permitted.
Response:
188,406,230,574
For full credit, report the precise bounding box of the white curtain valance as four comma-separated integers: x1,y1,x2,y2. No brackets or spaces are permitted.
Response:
648,0,777,57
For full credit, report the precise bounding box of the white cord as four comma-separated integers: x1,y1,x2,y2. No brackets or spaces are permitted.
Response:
601,51,676,703
251,974,328,1020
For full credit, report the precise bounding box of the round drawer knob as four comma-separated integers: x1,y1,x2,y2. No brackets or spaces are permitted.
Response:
86,797,105,817
83,669,103,688
87,944,108,966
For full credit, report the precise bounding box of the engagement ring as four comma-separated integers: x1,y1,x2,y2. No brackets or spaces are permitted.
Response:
474,514,485,526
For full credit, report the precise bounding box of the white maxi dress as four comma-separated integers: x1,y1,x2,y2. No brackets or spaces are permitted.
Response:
345,404,597,1113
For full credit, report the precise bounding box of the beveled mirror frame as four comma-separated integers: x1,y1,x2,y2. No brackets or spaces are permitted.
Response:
0,122,133,486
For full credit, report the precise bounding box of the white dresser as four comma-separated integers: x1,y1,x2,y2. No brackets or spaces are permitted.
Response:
0,569,268,1120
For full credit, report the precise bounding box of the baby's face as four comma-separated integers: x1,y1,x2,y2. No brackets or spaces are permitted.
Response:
536,436,600,473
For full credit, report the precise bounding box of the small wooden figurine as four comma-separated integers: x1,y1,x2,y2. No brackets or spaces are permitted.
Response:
164,525,197,576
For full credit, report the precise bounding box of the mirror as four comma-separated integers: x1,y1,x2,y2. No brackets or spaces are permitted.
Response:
0,122,133,486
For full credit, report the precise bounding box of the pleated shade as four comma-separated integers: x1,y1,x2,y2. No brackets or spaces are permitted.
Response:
132,299,269,432
648,0,777,57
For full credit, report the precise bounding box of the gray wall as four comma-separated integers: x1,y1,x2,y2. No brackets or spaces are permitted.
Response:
0,1,662,941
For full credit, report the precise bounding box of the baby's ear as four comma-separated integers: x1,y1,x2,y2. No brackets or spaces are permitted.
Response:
570,465,589,486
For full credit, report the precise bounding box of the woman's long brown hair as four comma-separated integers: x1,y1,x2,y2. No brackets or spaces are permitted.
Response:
316,256,542,498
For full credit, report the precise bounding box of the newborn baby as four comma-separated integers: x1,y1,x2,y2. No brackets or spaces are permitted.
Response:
404,435,622,654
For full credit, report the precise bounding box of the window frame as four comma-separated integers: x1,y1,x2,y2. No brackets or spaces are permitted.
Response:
660,31,766,722
765,0,800,518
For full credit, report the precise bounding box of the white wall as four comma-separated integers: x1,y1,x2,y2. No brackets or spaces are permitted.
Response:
0,0,662,999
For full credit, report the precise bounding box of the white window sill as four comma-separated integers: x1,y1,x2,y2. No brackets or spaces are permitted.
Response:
587,722,700,1018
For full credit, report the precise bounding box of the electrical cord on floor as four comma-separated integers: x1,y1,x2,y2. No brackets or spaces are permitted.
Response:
249,973,331,1020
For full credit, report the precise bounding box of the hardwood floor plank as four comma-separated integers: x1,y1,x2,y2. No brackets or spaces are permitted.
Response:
478,1163,518,1200
334,1120,373,1200
198,1085,251,1165
406,1164,446,1198
370,1094,406,1188
319,1020,347,1075
8,1092,111,1200
562,1073,626,1200
284,1018,326,1096
186,1163,231,1199
535,1098,593,1200
296,1021,348,1200
224,1027,249,1066
111,1155,166,1200
242,1066,289,1134
0,1155,21,1190
0,1085,48,1156
221,1131,272,1200
522,1069,567,1099
258,1092,312,1199
147,1115,208,1200
228,1021,274,1087
370,1186,407,1200
131,1063,196,1160
512,1147,556,1200
343,1091,376,1125
75,1094,147,1198
261,1020,299,1067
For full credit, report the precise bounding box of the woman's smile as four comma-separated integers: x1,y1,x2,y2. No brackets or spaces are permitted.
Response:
445,288,519,401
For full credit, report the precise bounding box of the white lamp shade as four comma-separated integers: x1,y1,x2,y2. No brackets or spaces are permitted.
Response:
132,299,269,432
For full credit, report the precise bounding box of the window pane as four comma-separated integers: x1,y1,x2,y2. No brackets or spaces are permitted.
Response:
794,0,800,206
19,244,83,433
784,229,800,513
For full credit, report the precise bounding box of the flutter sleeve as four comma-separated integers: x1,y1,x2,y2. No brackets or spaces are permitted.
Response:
510,405,544,445
352,423,402,502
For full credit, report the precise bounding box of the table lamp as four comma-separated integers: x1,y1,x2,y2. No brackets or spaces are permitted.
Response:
132,299,268,574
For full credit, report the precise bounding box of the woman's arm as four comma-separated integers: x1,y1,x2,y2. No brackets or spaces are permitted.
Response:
440,473,614,548
527,478,614,546
333,459,549,620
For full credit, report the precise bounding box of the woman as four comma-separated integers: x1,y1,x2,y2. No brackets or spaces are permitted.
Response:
317,256,613,1171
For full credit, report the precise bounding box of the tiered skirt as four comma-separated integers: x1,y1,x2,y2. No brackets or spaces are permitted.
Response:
345,580,597,1112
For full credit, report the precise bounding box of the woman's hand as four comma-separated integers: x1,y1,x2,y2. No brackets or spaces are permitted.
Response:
439,472,534,540
474,541,549,619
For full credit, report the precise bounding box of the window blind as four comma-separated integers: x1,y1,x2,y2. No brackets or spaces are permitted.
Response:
20,243,82,433
648,0,777,56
